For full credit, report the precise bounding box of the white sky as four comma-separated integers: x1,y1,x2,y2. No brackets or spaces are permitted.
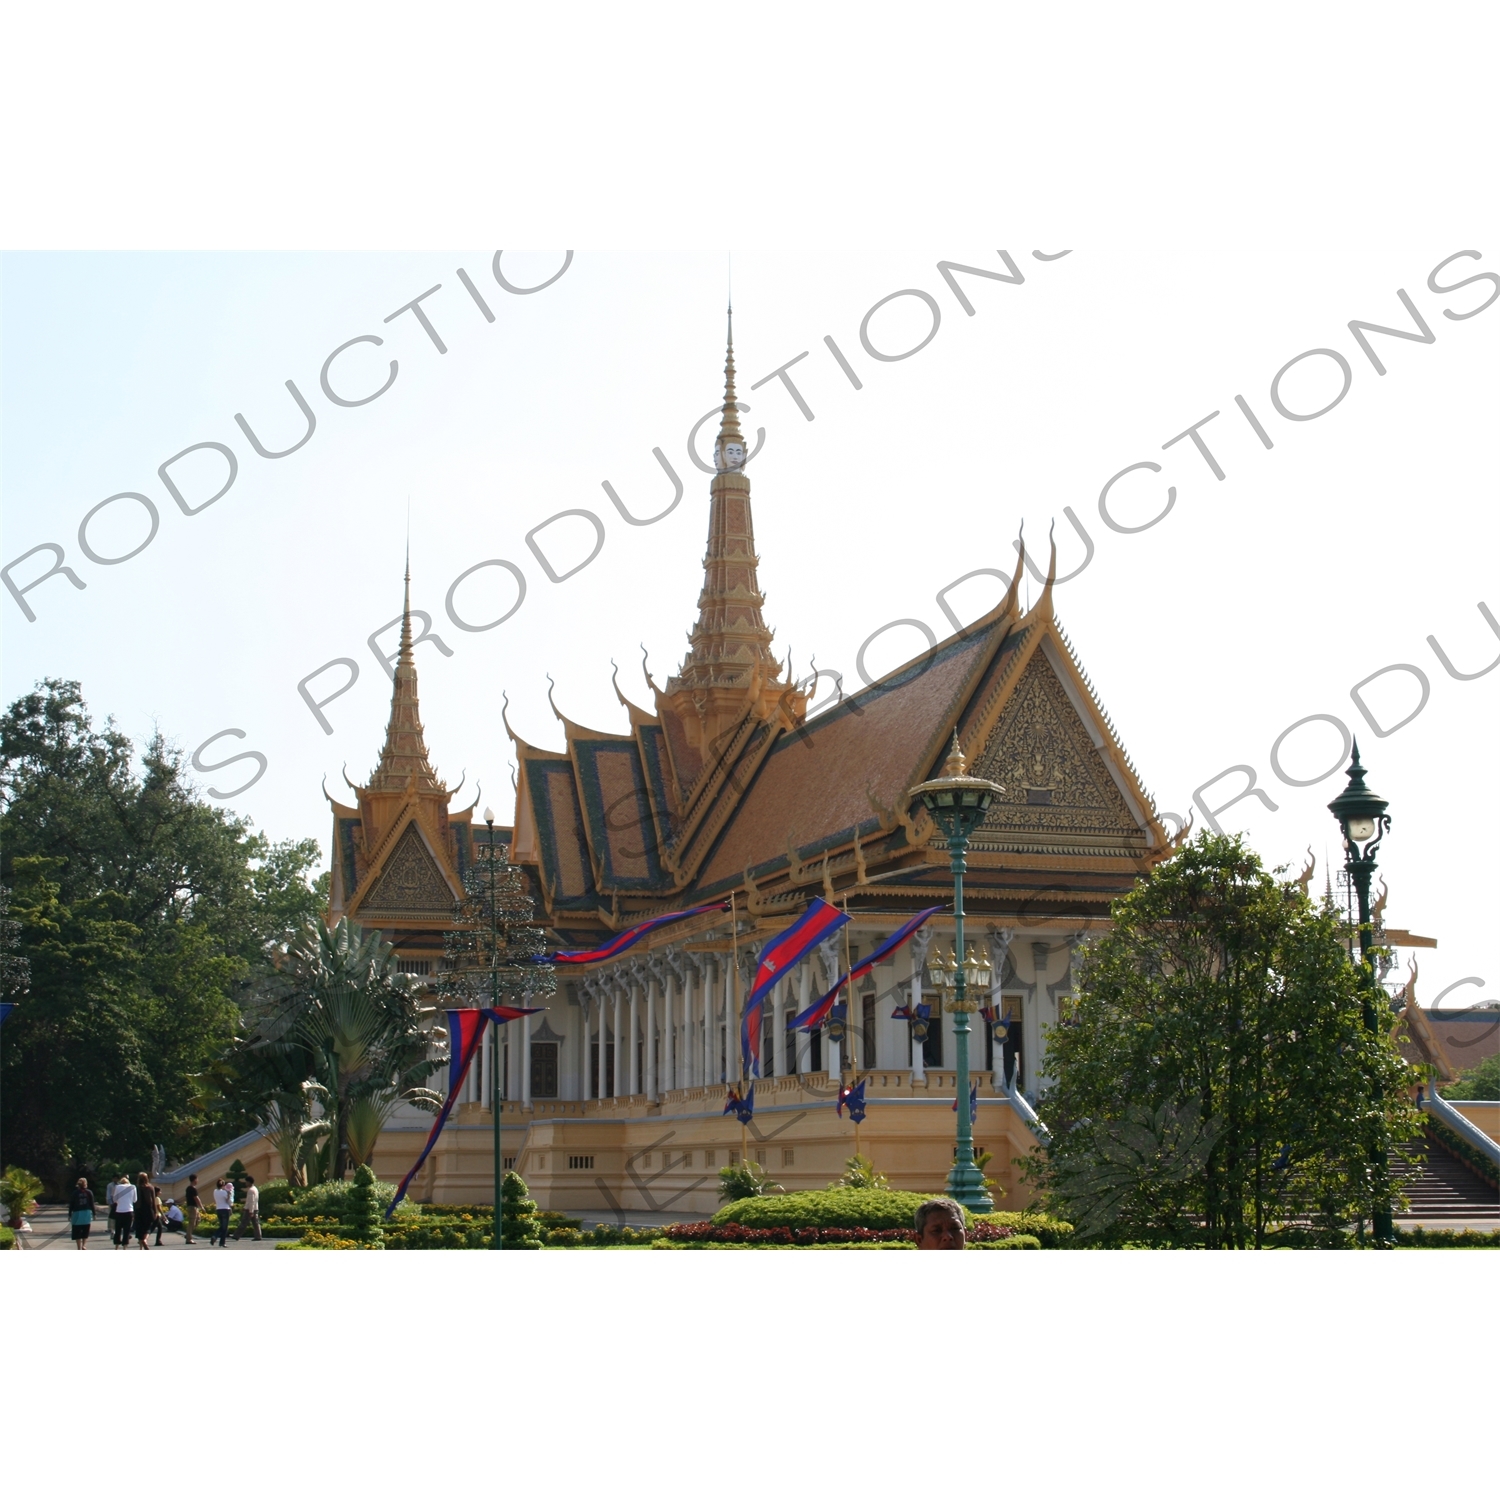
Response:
4,245,1495,1012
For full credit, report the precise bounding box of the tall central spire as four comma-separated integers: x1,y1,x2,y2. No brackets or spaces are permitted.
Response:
369,554,443,793
662,312,803,759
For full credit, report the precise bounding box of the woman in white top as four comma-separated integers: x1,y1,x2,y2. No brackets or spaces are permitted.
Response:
210,1179,234,1247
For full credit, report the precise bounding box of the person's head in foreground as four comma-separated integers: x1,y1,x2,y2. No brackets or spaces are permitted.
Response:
914,1198,966,1249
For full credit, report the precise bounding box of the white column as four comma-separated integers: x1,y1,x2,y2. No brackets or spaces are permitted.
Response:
663,967,676,1093
728,958,742,1084
702,961,714,1085
795,963,813,1075
521,1012,532,1106
629,982,640,1096
682,962,697,1088
581,996,593,1101
645,971,658,1102
591,990,603,1098
772,978,788,1079
611,989,623,1098
909,933,932,1083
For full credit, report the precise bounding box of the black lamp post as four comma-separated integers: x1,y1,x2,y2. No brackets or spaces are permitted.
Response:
910,731,1004,1211
1327,742,1394,1244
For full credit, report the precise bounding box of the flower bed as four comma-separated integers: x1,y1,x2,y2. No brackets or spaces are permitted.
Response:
661,1218,1028,1246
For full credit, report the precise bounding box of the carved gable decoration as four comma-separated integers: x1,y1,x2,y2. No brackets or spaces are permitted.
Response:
971,651,1145,851
359,822,454,916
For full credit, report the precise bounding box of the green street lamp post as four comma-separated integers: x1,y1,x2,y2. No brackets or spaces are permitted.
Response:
910,731,1003,1211
485,807,503,1251
1327,743,1395,1244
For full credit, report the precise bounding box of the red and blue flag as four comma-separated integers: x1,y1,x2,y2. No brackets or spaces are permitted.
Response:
836,1080,867,1122
547,900,729,965
742,898,849,1076
723,1084,755,1124
387,1006,539,1217
789,906,941,1032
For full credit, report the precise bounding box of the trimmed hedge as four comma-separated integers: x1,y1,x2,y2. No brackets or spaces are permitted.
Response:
0,1225,15,1250
1393,1225,1500,1248
974,1211,1076,1249
712,1189,963,1232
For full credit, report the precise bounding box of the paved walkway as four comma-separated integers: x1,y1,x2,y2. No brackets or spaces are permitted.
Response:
16,1204,280,1251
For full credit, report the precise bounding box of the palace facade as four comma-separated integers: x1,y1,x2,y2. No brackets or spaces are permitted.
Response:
318,322,1180,1215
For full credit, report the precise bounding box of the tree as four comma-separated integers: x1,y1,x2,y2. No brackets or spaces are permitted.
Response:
1440,1051,1500,1102
0,681,329,1186
244,919,441,1179
1031,832,1422,1247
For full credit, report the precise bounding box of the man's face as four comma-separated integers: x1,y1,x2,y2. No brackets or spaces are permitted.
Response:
916,1209,966,1250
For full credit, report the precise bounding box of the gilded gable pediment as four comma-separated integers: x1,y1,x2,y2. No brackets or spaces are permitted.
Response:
355,821,456,917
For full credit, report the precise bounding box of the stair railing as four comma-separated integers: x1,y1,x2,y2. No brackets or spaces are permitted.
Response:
1421,1090,1500,1170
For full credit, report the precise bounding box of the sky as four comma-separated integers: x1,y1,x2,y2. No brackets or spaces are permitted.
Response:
3,246,1497,1009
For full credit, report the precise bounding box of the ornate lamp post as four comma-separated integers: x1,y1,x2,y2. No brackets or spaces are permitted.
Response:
485,806,502,1251
910,732,1003,1211
1327,743,1394,1244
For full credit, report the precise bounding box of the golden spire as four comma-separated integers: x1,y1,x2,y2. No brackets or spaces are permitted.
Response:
715,304,745,464
942,729,968,778
661,309,803,757
369,552,443,794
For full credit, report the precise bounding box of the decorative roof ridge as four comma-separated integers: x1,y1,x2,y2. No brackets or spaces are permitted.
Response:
1049,616,1159,816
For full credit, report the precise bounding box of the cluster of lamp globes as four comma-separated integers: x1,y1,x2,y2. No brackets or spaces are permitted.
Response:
924,943,994,1014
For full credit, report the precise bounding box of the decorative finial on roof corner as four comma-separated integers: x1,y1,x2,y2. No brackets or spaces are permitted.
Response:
610,658,629,709
545,673,564,724
500,691,520,744
1003,529,1026,618
640,642,660,695
1037,520,1059,618
943,729,968,778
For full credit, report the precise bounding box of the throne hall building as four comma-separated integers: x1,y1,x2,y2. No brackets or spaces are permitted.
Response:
316,324,1178,1215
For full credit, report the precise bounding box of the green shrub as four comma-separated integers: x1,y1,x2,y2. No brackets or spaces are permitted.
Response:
537,1211,582,1231
1,1165,44,1228
0,1225,15,1250
970,1234,1042,1249
385,1220,493,1250
973,1211,1076,1248
344,1165,385,1247
279,1176,417,1219
278,1230,379,1250
718,1161,777,1202
546,1226,584,1246
500,1171,542,1250
713,1189,966,1232
831,1154,889,1191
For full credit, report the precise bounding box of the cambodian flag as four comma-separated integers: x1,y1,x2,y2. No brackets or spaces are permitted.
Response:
387,1007,536,1217
951,1082,978,1124
547,899,730,964
836,1080,867,1122
741,898,849,1076
789,906,941,1032
723,1085,755,1124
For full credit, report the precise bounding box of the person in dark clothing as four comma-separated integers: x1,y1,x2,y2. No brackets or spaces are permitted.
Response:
132,1172,158,1249
183,1175,202,1243
68,1178,96,1249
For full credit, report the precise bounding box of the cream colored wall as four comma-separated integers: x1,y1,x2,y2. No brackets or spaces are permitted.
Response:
363,1073,1044,1216
1450,1100,1500,1145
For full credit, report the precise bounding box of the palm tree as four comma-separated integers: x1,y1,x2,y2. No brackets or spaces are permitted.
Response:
250,919,442,1179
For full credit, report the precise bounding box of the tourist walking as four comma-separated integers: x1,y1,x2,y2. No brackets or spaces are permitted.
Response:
132,1172,158,1249
234,1175,261,1241
111,1173,136,1249
183,1174,202,1243
209,1178,233,1246
67,1178,96,1250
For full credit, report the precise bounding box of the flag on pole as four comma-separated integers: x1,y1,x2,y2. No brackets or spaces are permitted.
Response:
546,900,729,964
789,906,942,1032
951,1081,979,1125
0,1002,14,1027
723,1084,755,1124
836,1080,867,1122
742,898,849,1076
387,1007,537,1217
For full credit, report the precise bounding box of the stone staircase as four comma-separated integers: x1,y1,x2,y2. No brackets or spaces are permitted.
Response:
1394,1136,1500,1221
